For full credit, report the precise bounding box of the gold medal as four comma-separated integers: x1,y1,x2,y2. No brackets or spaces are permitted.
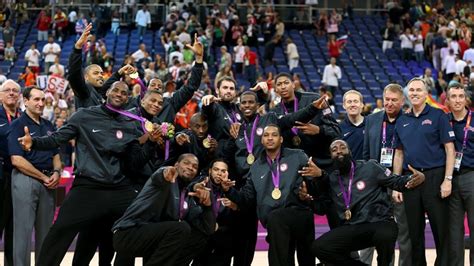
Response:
144,120,154,133
203,138,211,148
271,188,281,200
292,135,301,146
344,209,352,220
129,72,139,79
247,154,255,165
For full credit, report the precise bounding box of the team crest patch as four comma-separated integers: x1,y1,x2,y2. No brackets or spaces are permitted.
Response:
256,127,263,136
421,119,432,125
47,131,52,136
356,181,366,191
116,130,123,139
235,113,241,121
385,168,392,176
280,163,288,172
183,201,188,210
449,131,455,137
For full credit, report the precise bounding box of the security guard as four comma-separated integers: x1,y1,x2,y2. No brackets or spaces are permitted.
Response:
340,90,365,160
173,113,218,173
270,72,340,169
361,83,411,265
223,124,315,266
307,140,425,266
445,82,474,266
393,77,455,266
17,81,160,266
0,79,21,266
112,153,215,265
7,86,61,266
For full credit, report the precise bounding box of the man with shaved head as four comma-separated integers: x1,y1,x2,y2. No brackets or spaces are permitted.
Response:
69,23,136,109
16,81,162,265
0,79,21,265
305,139,425,266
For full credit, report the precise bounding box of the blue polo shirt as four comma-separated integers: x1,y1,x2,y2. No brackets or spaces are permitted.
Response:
449,110,474,169
340,116,365,160
0,105,21,171
394,104,454,169
7,113,58,171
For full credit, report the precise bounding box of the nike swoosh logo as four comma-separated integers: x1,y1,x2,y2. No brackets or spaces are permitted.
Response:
343,132,350,137
0,123,6,127
92,129,101,133
260,175,265,179
238,138,244,141
403,123,409,127
30,132,36,136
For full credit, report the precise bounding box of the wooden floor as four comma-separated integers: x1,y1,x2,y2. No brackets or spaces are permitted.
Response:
1,250,470,265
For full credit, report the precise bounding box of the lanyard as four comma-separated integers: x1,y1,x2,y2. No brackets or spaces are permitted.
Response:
244,115,259,155
337,161,355,210
381,121,395,148
461,110,472,151
179,190,187,220
5,109,20,124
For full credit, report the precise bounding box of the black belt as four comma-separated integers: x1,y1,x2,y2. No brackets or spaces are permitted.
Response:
418,166,443,172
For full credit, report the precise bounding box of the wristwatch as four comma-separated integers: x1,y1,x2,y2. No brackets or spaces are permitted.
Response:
445,175,453,181
53,169,61,175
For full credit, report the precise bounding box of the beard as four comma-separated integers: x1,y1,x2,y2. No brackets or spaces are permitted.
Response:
333,153,353,174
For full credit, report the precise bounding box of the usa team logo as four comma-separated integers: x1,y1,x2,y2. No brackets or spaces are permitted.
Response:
356,181,366,191
116,130,123,139
280,163,288,172
256,127,263,136
422,119,432,125
235,113,241,121
47,131,52,136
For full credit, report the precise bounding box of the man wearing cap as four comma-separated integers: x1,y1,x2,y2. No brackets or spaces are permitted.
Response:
0,79,21,266
307,139,425,266
361,83,412,265
393,77,455,265
445,82,474,265
222,124,316,266
7,86,60,266
17,81,161,265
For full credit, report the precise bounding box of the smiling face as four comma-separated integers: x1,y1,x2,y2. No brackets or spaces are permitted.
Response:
343,92,364,116
239,93,258,119
85,65,105,88
141,92,164,116
106,82,129,108
176,154,199,182
24,88,46,117
1,80,20,108
383,90,404,117
407,80,428,107
446,87,467,113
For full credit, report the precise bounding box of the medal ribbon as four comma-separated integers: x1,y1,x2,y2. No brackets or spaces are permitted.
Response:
266,152,281,189
337,161,355,210
243,115,259,156
213,190,221,217
105,104,148,133
280,97,299,136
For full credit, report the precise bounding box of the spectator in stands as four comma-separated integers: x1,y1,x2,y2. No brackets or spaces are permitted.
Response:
246,14,258,47
135,4,151,42
459,21,471,47
233,37,245,74
42,96,55,121
25,43,41,74
420,68,437,96
219,46,232,72
42,36,61,75
75,13,88,41
463,43,474,67
315,12,328,36
4,42,15,63
322,57,342,96
132,43,148,63
381,21,396,53
263,37,277,67
327,9,341,37
327,34,341,59
293,73,306,92
286,38,300,72
2,20,14,47
274,17,285,43
244,46,258,86
36,10,51,41
400,28,414,61
67,7,78,37
432,32,446,71
214,65,234,90
413,28,425,63
212,19,225,49
261,14,275,44
231,19,244,46
53,8,68,42
455,55,467,77
444,48,457,82
18,66,37,87
111,10,120,36
49,57,65,77
157,60,170,82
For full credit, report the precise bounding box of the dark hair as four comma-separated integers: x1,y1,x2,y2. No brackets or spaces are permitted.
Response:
208,158,229,170
240,91,258,101
177,153,198,163
263,123,281,136
143,89,162,98
22,86,41,99
274,72,292,83
216,76,237,89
